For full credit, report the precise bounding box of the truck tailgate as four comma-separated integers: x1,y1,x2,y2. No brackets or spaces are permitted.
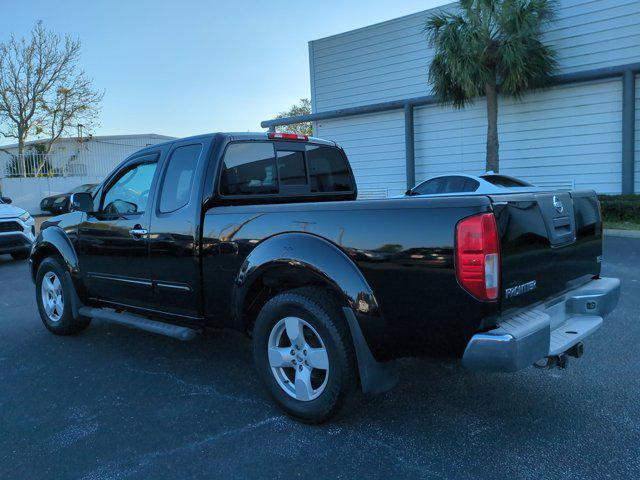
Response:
490,190,602,313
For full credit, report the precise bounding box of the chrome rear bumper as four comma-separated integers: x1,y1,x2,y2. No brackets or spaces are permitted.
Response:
462,277,620,372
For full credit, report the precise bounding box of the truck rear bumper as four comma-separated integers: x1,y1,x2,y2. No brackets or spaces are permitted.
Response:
462,277,620,372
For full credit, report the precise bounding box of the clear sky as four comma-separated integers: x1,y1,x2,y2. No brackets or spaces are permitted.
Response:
0,0,449,144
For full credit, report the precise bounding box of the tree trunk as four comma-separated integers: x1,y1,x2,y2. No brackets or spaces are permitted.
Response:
485,80,499,173
17,126,27,177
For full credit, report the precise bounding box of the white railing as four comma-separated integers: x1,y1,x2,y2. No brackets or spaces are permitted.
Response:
0,151,119,179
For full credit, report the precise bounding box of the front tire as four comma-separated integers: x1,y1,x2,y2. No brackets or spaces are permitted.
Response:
36,257,90,335
252,287,358,424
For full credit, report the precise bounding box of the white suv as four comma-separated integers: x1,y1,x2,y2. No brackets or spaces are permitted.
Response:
0,196,36,260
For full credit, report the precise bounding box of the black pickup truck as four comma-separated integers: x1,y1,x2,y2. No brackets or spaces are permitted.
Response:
30,132,620,423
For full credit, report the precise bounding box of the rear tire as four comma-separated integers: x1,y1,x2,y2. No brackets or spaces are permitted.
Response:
252,287,358,424
36,257,90,335
11,249,30,260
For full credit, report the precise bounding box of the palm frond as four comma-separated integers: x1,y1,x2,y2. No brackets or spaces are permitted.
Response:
424,0,558,103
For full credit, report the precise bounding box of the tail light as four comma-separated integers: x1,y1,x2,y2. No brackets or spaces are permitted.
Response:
268,132,308,141
455,213,500,301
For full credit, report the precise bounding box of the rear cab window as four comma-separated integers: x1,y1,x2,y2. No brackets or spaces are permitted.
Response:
219,140,354,198
306,145,352,192
220,143,278,195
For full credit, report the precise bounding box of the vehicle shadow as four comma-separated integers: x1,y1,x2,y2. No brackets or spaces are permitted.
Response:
71,319,590,436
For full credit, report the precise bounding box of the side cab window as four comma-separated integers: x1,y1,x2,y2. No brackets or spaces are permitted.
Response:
158,144,203,213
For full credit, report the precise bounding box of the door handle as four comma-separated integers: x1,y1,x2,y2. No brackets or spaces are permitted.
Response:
129,227,148,238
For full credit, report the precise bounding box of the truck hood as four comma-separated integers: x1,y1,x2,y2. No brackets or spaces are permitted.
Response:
0,204,28,219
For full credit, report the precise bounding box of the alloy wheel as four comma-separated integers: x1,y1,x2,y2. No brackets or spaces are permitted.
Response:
267,316,329,401
41,271,64,322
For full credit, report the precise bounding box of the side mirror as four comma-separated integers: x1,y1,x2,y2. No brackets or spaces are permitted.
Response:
1,196,12,204
404,189,413,196
69,192,94,213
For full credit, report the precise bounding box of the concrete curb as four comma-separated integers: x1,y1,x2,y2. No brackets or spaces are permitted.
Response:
604,229,640,239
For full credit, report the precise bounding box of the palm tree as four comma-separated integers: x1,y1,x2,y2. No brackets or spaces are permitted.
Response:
425,0,557,173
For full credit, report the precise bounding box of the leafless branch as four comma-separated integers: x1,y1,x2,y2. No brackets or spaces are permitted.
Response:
0,20,100,166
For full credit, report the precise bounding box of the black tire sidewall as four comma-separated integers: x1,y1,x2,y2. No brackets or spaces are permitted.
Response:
36,257,76,333
253,291,352,423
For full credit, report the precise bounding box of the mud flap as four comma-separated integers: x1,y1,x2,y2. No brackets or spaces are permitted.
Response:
342,307,398,395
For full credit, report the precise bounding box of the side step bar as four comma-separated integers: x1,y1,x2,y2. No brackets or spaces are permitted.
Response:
78,307,198,341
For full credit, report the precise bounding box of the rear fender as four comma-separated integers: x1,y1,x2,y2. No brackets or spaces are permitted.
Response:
233,233,396,394
233,232,380,321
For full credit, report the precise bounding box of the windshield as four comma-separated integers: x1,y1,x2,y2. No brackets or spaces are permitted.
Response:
481,175,533,187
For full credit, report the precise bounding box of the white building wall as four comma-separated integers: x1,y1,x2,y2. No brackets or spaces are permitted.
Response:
414,78,623,193
636,74,640,194
316,110,406,197
311,0,640,195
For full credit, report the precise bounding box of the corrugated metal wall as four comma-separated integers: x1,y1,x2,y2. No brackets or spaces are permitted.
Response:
636,74,640,194
311,0,640,196
414,78,623,193
316,110,406,196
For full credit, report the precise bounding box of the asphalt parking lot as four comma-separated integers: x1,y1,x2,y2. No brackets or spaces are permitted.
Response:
1,236,638,480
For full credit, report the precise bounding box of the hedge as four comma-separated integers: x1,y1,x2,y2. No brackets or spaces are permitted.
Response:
598,195,640,223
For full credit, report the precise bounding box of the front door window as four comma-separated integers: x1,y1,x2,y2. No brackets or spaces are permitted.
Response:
102,162,158,215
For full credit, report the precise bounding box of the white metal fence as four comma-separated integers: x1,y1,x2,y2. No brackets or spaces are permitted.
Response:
0,135,174,213
0,151,118,178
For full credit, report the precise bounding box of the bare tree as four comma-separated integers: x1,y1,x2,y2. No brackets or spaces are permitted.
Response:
33,75,103,174
275,98,312,136
0,21,102,174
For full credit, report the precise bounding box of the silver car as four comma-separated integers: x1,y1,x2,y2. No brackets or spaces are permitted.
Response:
0,196,36,260
405,174,547,197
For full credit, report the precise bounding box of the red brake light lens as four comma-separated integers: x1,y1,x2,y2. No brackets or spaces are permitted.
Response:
455,213,500,301
268,132,308,141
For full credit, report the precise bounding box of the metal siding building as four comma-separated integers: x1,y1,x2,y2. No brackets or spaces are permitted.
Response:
0,134,174,214
306,0,640,197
